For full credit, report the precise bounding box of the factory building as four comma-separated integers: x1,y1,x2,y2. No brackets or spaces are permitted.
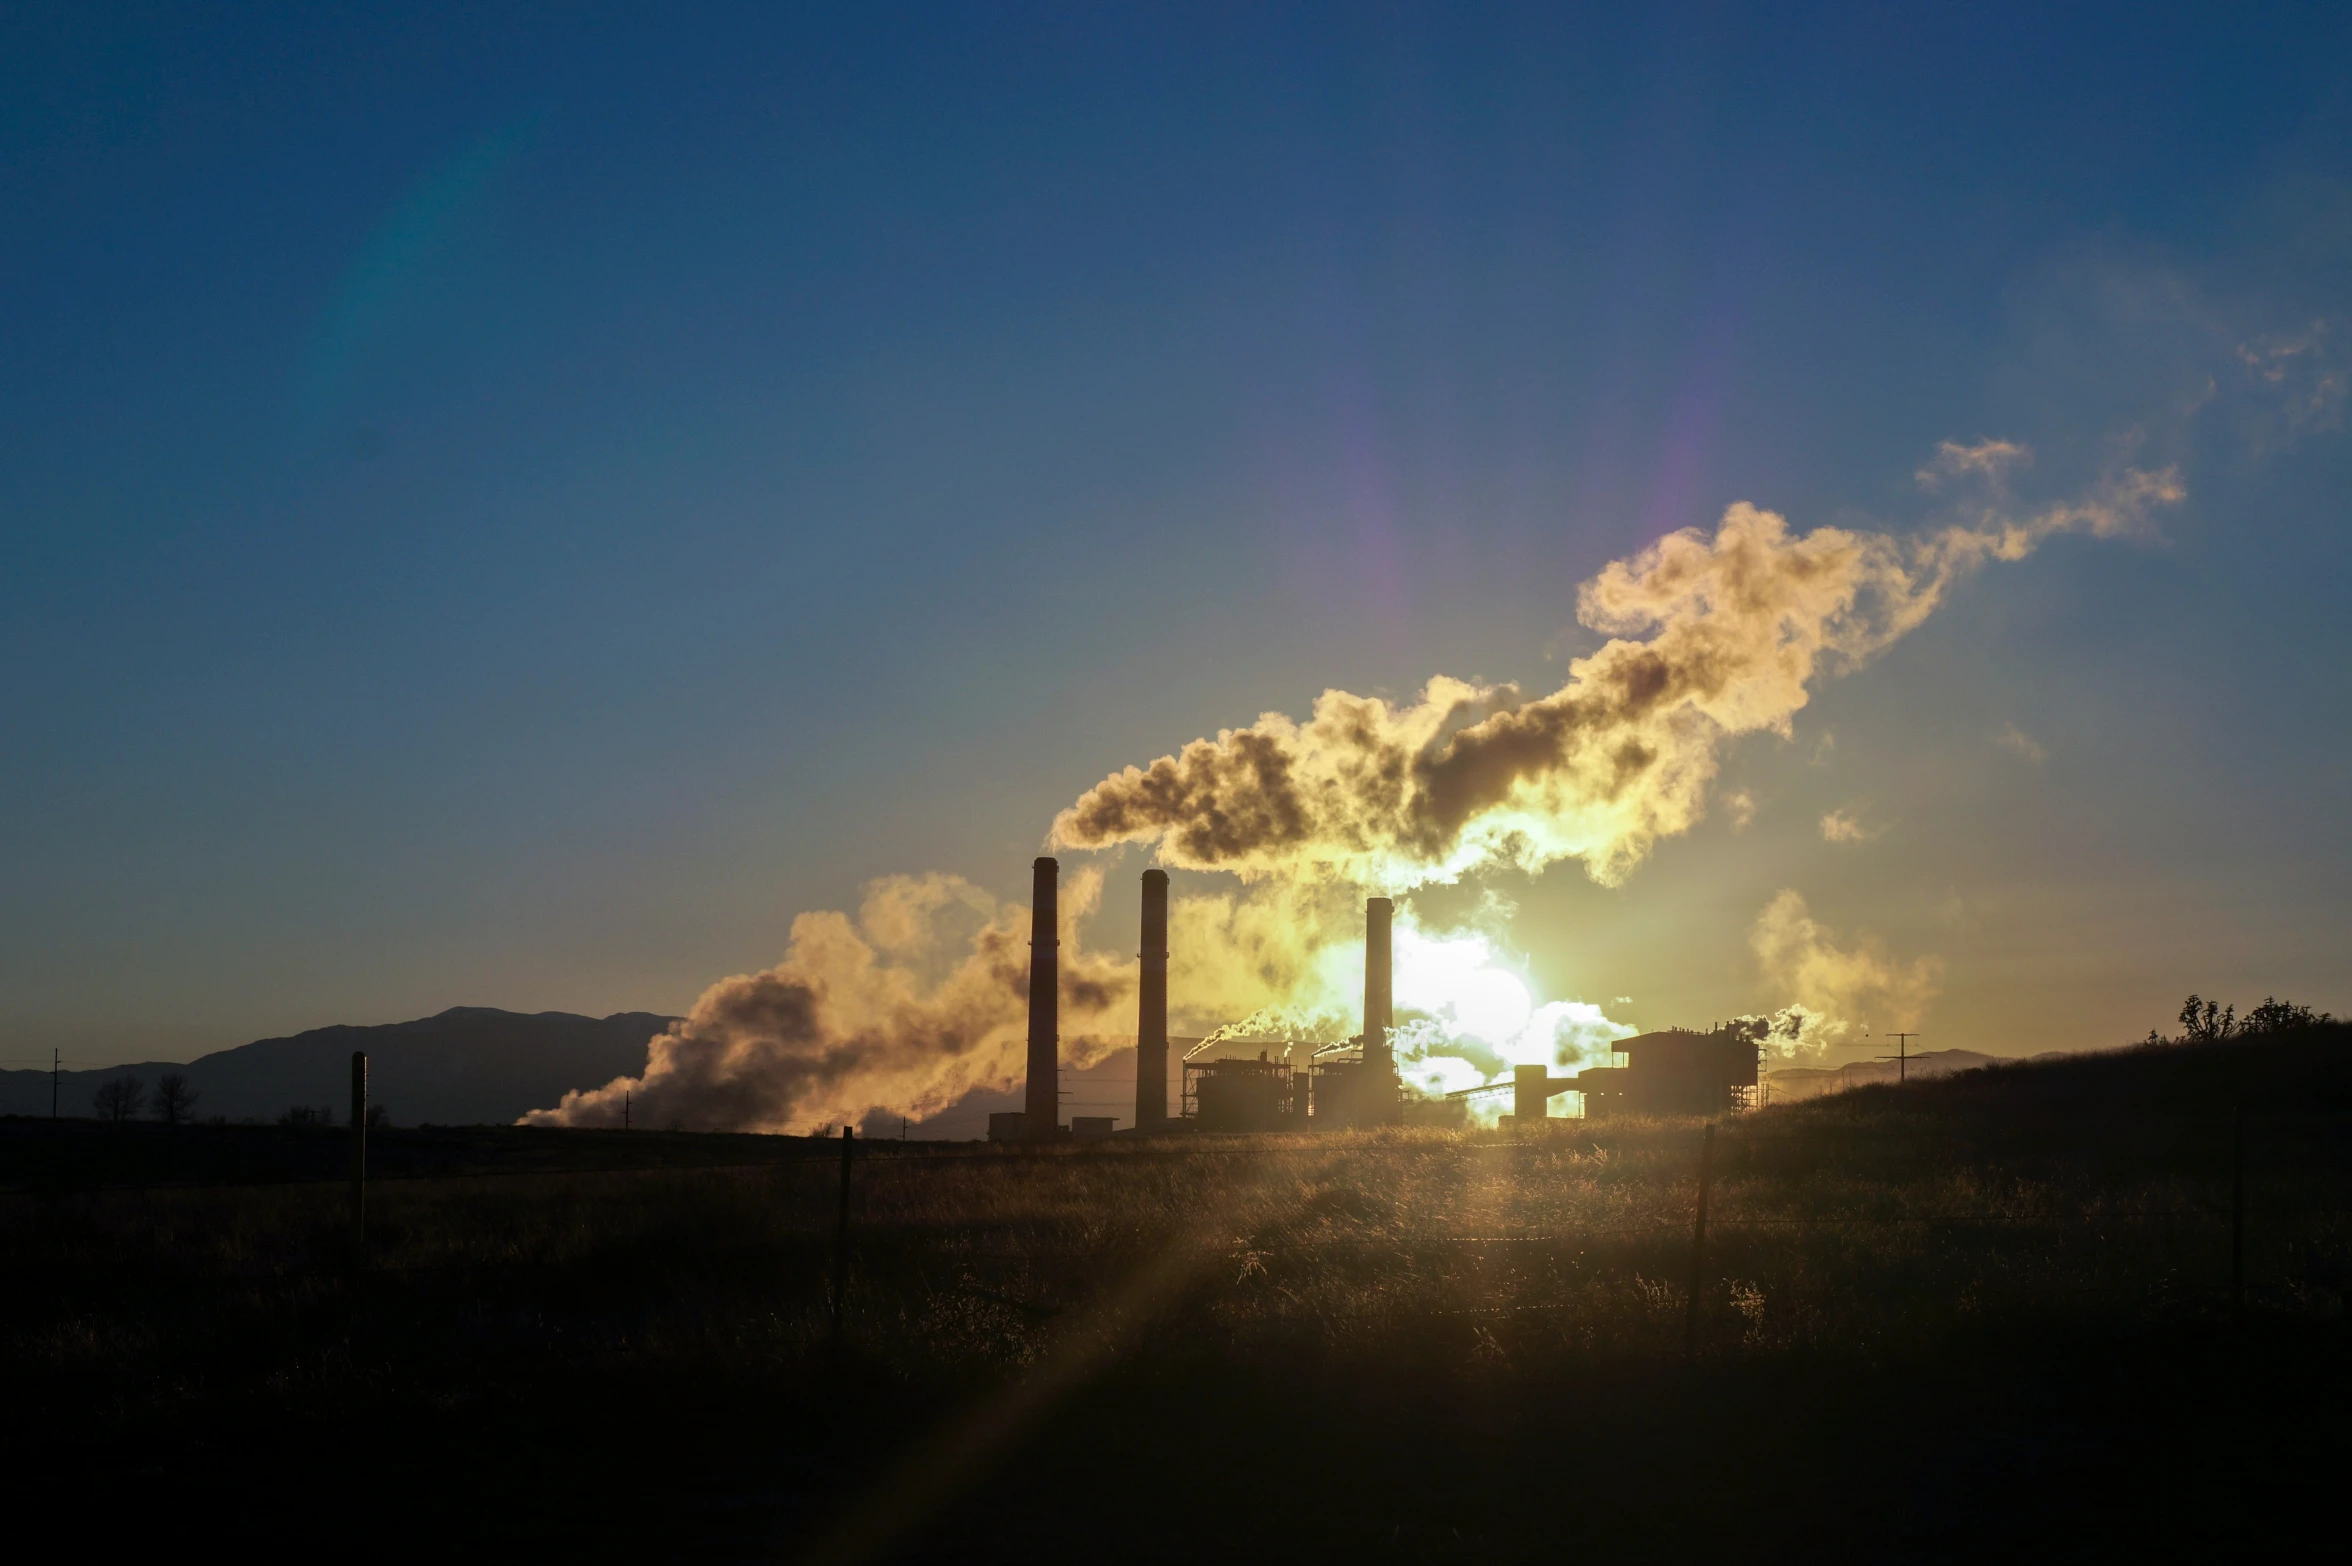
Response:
1014,860,1753,1139
1494,1023,1764,1123
1573,1024,1761,1117
1181,1052,1303,1131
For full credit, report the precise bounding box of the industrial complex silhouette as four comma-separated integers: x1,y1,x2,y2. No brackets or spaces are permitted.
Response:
995,859,1760,1139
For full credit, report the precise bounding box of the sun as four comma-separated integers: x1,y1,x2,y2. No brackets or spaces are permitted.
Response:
1393,927,1534,1046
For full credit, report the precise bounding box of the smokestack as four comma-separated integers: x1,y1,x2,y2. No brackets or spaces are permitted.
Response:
1363,896,1393,1066
1025,857,1060,1138
1135,869,1169,1131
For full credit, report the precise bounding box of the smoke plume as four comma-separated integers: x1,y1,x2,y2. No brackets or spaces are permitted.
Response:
1750,889,1943,1059
1051,451,2180,890
522,869,1135,1133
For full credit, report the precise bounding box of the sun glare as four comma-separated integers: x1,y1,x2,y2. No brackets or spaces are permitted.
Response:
1393,928,1534,1045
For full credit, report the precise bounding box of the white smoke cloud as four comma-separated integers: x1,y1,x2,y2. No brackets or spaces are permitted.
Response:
1051,448,2181,891
523,869,1136,1134
1749,890,1942,1059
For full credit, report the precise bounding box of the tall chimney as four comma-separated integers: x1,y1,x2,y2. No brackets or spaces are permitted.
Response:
1135,870,1169,1131
1363,896,1396,1121
1025,857,1061,1138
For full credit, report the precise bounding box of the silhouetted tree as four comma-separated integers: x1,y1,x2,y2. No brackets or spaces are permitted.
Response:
277,1105,332,1127
153,1072,200,1125
92,1075,147,1122
2243,997,2331,1033
364,1102,388,1129
2179,995,2236,1044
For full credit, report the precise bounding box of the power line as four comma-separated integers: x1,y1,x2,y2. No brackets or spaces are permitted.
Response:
1871,1031,1924,1083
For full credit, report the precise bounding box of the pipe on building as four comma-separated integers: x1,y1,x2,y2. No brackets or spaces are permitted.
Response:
1135,869,1169,1131
1025,857,1060,1138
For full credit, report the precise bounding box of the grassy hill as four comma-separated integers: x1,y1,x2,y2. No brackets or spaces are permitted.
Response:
3,1023,2346,1559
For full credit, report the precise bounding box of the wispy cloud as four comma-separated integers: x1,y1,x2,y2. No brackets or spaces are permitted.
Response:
1917,438,2031,491
1819,808,1881,843
2236,319,2346,437
1995,722,2048,763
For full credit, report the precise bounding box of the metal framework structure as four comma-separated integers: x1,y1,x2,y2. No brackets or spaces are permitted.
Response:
1180,1050,1301,1131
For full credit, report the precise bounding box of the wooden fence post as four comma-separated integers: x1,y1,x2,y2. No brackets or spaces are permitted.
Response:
350,1051,368,1256
2231,1106,2244,1314
1684,1122,1714,1363
831,1124,855,1343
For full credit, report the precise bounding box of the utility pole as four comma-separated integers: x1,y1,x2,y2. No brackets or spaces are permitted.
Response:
1875,1031,1923,1083
51,1048,59,1120
1684,1123,1715,1363
2232,1106,2245,1314
831,1125,855,1345
623,1092,630,1132
350,1052,368,1254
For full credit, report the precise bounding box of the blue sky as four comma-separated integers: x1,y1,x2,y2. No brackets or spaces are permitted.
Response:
5,3,2349,1067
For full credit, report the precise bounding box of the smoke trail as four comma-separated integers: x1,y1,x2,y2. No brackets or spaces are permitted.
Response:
523,869,1135,1134
1749,888,1943,1060
1051,451,2181,889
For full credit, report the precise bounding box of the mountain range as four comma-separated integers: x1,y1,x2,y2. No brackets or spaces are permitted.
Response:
1763,1048,2068,1102
0,1008,674,1126
6,1017,2064,1129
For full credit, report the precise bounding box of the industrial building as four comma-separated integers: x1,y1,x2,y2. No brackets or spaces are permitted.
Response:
1016,858,1402,1136
1015,859,1749,1138
1491,1022,1764,1123
1573,1024,1762,1116
1181,1052,1302,1131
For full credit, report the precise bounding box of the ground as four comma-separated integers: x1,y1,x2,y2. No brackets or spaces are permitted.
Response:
4,1029,2348,1561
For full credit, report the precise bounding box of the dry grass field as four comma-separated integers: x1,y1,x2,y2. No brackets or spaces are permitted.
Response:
5,1028,2350,1560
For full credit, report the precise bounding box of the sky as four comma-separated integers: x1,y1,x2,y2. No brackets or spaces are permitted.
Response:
5,2,2350,1086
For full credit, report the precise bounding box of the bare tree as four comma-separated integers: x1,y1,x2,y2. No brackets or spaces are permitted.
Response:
153,1073,200,1125
92,1075,147,1123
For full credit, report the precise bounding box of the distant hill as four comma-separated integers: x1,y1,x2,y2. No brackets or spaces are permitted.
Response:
0,1008,674,1126
1764,1047,2073,1102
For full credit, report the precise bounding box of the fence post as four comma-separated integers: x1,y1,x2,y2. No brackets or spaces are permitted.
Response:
350,1051,368,1256
831,1124,855,1343
2231,1106,2244,1314
1684,1122,1714,1363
